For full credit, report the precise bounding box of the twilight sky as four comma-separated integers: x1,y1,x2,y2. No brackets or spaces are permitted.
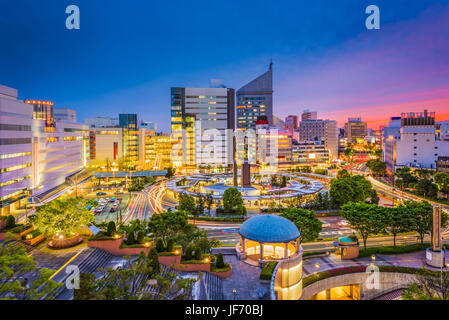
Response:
1,0,448,131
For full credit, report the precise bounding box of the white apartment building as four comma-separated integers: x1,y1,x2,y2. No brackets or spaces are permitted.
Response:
384,111,449,172
299,119,338,160
0,85,33,215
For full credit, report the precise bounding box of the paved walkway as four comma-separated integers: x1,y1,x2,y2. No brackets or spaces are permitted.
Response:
222,255,270,300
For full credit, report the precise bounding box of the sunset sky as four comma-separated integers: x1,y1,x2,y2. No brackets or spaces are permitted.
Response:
1,0,448,130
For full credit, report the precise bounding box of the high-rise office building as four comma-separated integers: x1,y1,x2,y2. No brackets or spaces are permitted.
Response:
344,117,367,143
119,114,139,168
236,63,273,129
170,87,235,169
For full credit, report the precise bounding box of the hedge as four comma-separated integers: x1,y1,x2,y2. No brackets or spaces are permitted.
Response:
357,243,428,258
260,261,278,280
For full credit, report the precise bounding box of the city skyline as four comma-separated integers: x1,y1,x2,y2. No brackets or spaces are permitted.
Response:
1,1,449,130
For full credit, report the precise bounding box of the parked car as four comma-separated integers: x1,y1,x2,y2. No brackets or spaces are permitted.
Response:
110,207,116,212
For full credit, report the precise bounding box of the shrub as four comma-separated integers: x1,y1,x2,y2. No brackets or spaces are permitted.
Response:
6,215,15,229
155,238,165,252
136,231,145,244
106,221,116,236
148,247,161,275
126,231,135,245
194,246,202,260
260,261,278,280
166,238,175,252
185,244,195,260
216,253,225,268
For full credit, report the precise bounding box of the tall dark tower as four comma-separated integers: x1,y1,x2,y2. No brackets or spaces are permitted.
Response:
241,136,251,187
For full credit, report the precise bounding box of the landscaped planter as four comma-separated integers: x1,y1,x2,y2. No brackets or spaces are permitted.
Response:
0,225,34,240
175,262,211,272
88,236,151,256
158,254,182,267
48,233,82,249
18,226,34,237
211,267,232,279
23,233,45,246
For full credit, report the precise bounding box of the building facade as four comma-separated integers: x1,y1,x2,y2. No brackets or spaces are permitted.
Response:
292,141,329,164
384,111,449,171
299,119,338,160
236,63,273,129
170,87,235,170
344,117,367,143
0,85,33,215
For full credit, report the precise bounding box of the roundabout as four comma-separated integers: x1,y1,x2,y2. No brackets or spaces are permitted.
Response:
165,172,326,206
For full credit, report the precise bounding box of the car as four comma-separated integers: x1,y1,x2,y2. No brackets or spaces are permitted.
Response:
104,198,109,202
110,207,116,212
110,197,115,202
96,192,106,196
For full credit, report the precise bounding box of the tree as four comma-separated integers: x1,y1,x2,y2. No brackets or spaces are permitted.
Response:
195,195,205,216
178,193,196,214
434,172,449,199
165,167,176,179
341,203,388,250
402,267,449,300
337,169,351,179
147,210,188,247
329,175,373,207
205,194,214,216
369,189,380,205
366,159,387,176
415,178,438,198
74,254,195,300
281,208,322,242
6,215,15,229
216,253,225,268
30,197,94,236
385,206,414,246
222,188,244,214
107,221,116,236
0,239,61,299
344,148,354,161
395,167,417,190
147,247,161,275
403,201,448,244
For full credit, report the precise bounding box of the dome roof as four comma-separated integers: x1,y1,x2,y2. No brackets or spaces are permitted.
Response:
239,214,300,243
